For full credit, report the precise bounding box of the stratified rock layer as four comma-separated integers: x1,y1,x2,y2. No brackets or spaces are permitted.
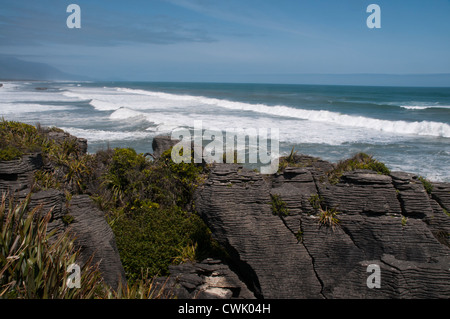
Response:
157,258,255,299
194,158,450,299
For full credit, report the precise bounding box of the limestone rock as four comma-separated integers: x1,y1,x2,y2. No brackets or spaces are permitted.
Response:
195,164,323,299
67,195,126,289
194,161,450,299
157,258,255,299
0,153,43,193
152,135,179,158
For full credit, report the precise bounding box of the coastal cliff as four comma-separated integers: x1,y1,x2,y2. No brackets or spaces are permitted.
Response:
0,123,449,299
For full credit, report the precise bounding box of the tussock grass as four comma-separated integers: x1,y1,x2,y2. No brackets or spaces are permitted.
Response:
328,152,390,184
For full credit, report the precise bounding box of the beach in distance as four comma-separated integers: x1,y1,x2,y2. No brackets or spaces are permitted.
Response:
1,81,449,182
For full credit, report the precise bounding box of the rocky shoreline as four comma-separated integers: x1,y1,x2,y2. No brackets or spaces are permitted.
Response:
1,127,449,299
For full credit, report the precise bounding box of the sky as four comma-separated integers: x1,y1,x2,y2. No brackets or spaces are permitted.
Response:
0,0,449,84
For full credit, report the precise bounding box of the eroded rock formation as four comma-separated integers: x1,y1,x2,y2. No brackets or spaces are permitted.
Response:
194,155,450,299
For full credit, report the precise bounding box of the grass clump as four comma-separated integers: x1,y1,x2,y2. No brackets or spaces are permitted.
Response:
318,207,340,229
308,194,341,229
270,194,289,217
328,152,391,184
278,146,298,172
417,176,433,195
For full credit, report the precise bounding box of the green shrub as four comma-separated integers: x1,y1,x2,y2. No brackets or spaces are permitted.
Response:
95,147,223,282
328,152,390,184
111,205,219,282
278,147,298,172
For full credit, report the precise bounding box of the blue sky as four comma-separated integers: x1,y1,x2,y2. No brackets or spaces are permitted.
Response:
0,0,449,84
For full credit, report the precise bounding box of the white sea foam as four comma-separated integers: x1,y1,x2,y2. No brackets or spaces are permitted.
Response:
0,103,74,115
59,127,153,142
400,105,431,110
400,105,450,110
113,87,450,138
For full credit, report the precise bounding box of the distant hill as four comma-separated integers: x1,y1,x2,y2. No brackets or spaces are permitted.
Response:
0,56,91,81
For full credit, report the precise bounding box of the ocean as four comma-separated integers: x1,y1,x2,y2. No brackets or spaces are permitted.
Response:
1,81,449,181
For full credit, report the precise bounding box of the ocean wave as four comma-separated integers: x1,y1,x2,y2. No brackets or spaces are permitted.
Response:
109,107,146,119
400,105,450,110
115,87,450,138
59,127,153,142
0,103,74,115
400,105,431,110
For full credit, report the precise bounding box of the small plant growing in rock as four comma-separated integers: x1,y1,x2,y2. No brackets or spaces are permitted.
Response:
277,146,299,172
443,208,450,218
417,176,433,195
328,152,390,185
318,207,340,229
62,214,75,226
270,194,289,217
309,194,323,210
295,229,303,243
401,215,408,227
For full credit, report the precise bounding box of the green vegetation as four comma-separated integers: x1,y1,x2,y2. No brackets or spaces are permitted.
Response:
443,208,450,218
309,194,323,210
0,119,47,161
417,176,433,195
270,194,289,217
0,119,92,193
318,207,340,229
62,214,75,226
0,194,102,298
308,194,341,229
0,119,223,290
278,146,299,172
0,146,23,161
33,170,61,190
295,229,303,243
90,147,223,282
0,194,172,299
401,215,408,227
328,152,391,184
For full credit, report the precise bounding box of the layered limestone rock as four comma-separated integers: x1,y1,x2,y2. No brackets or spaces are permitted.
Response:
194,160,450,299
158,258,255,299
